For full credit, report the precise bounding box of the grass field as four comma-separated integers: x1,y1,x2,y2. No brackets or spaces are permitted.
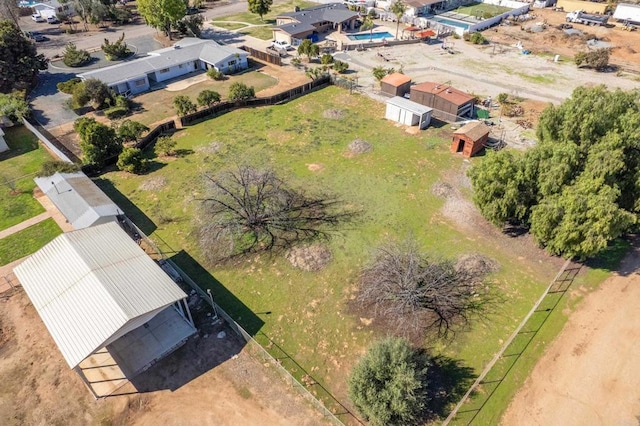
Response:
96,86,611,421
130,71,278,126
0,218,62,266
456,2,511,18
0,126,53,231
214,0,317,40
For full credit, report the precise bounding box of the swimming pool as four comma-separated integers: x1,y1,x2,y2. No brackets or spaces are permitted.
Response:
430,17,471,30
19,1,38,7
348,31,394,41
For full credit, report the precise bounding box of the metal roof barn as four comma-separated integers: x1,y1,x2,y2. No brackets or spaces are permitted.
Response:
34,172,121,230
13,222,195,375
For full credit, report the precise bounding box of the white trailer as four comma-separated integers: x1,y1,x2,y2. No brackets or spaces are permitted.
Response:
613,3,640,25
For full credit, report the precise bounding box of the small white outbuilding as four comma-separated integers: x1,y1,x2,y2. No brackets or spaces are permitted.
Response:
385,96,433,130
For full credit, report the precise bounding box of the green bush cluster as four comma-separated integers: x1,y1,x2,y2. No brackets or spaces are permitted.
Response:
62,42,91,67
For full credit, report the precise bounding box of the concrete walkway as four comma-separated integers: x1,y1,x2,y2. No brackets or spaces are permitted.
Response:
0,212,51,240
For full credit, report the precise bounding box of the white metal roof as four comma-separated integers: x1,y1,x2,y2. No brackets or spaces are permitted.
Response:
34,172,121,229
13,222,187,368
78,38,248,86
386,96,433,115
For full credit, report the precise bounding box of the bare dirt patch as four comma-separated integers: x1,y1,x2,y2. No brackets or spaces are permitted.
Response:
306,163,325,172
0,288,329,426
196,141,224,155
139,176,167,191
502,245,640,425
286,244,332,271
323,109,345,120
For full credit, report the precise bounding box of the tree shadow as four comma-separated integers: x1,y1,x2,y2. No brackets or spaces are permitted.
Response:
424,354,476,420
586,236,634,276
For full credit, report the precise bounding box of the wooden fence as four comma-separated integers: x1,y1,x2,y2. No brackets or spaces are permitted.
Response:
180,75,331,126
241,45,282,66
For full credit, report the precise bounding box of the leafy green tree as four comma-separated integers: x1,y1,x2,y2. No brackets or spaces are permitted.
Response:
390,0,406,40
173,95,197,115
197,89,221,107
84,78,113,108
348,338,428,426
297,39,319,61
248,0,273,21
57,78,82,94
470,86,640,259
228,82,255,101
71,82,91,109
63,42,92,67
117,147,147,174
137,0,186,39
116,120,149,143
155,135,177,156
176,13,204,37
0,20,48,93
574,48,610,71
102,33,131,60
0,91,29,123
320,53,334,65
75,117,122,165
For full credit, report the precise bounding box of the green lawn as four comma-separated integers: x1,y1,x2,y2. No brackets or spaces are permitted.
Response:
96,86,594,420
130,71,278,126
0,218,62,266
211,22,247,31
456,2,512,18
0,126,53,231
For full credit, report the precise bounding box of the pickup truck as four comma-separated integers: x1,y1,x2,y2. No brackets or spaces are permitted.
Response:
566,10,609,26
270,40,294,51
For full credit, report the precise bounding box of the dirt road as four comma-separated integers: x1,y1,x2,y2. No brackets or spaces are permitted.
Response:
502,245,640,426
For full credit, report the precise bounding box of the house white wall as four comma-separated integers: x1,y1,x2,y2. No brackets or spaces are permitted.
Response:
153,60,201,83
111,77,149,95
215,55,248,74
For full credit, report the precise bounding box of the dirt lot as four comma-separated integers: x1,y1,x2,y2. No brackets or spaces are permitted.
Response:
0,286,328,426
491,9,640,73
502,243,640,426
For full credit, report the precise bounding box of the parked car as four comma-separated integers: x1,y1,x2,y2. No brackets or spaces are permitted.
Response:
31,14,45,23
270,40,294,51
186,6,199,14
47,16,60,24
33,33,49,42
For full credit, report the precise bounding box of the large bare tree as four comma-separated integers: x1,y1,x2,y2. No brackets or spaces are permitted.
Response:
355,238,494,338
198,165,353,262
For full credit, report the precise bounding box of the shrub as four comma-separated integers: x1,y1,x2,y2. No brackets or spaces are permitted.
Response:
320,53,334,65
470,32,486,44
117,147,147,174
75,118,121,166
574,48,610,71
348,338,428,426
102,32,131,61
497,92,509,104
173,95,197,116
71,82,90,109
84,78,113,109
104,106,129,119
37,161,80,177
207,68,225,80
63,42,91,67
228,82,255,101
333,60,349,73
57,78,81,94
155,136,177,156
291,57,302,68
116,120,149,142
197,89,221,107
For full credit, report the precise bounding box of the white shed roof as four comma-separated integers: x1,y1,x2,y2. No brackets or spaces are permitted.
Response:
386,96,433,115
13,222,187,368
34,172,121,229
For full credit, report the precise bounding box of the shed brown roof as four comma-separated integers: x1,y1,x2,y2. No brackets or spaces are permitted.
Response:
381,72,412,87
453,121,490,141
412,81,475,106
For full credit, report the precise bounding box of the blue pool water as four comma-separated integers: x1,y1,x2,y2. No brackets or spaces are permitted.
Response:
348,31,394,41
430,17,471,29
19,1,38,6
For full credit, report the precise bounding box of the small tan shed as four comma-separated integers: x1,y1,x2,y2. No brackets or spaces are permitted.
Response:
380,73,412,97
451,121,490,158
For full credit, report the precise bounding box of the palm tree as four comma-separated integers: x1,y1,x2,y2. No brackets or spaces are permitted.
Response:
390,0,407,40
361,15,374,42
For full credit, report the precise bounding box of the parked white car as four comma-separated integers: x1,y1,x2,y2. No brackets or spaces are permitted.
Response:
270,40,294,51
31,14,45,23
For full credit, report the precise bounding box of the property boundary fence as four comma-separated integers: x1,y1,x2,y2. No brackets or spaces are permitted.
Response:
443,258,582,425
23,118,77,163
241,45,282,66
343,38,422,51
180,76,331,126
167,259,365,426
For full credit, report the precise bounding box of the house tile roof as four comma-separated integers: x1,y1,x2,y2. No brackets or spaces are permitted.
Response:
79,38,247,86
454,121,491,141
274,3,358,36
381,72,411,87
412,81,475,106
